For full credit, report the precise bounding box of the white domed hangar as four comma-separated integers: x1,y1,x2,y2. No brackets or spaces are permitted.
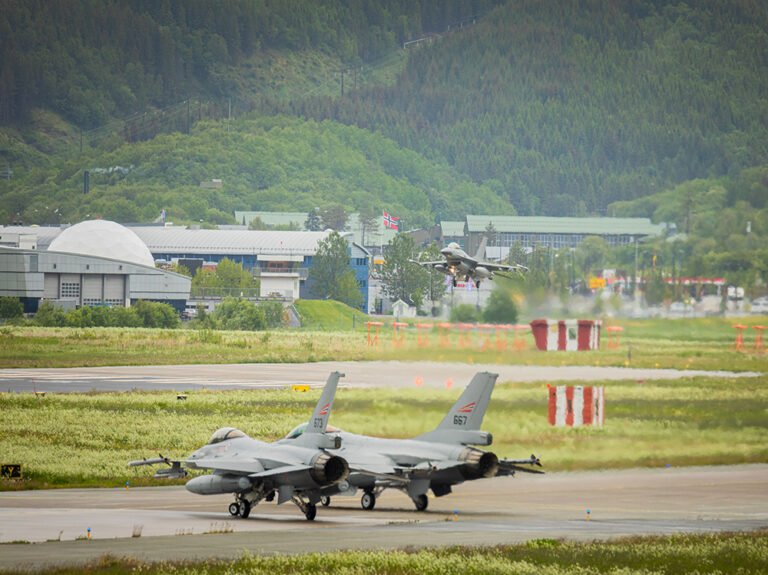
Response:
0,220,190,313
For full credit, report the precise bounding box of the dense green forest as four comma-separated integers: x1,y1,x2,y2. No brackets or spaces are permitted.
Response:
0,0,498,126
0,116,510,226
1,0,767,285
294,0,768,216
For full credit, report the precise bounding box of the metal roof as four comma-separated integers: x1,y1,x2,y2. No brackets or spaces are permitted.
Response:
131,227,332,256
466,215,664,236
234,211,306,227
440,221,465,237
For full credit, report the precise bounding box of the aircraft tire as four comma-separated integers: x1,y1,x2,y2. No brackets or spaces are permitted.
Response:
320,496,331,507
413,494,428,511
305,503,317,521
238,499,251,519
361,491,376,510
228,502,240,517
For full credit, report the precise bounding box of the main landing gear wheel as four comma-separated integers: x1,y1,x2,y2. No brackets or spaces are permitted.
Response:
320,496,331,507
238,499,251,519
304,503,317,521
413,494,428,511
361,491,376,510
228,502,240,517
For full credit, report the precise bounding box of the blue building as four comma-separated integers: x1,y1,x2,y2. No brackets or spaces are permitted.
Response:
122,227,371,310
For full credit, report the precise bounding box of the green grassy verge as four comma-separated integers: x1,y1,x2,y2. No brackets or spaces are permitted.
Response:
3,533,766,574
292,299,369,331
1,374,766,489
1,316,767,371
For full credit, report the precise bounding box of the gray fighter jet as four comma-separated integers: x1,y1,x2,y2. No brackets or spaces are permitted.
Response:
282,371,542,511
129,372,349,521
412,238,527,288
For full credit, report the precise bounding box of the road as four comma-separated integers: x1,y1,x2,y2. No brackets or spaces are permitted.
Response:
1,465,766,571
0,361,757,393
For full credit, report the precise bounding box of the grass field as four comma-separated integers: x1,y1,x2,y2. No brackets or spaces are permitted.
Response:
1,316,767,371
2,532,767,574
1,373,766,489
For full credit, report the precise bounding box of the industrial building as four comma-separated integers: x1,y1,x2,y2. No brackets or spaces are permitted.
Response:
464,215,666,256
131,226,370,309
0,221,371,312
0,220,190,313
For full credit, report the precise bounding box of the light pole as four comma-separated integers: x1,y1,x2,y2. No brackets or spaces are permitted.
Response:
633,237,639,303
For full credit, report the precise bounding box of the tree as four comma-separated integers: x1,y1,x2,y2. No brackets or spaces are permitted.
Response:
483,286,519,324
357,203,380,247
305,208,322,231
419,242,447,308
576,236,610,280
0,297,23,319
320,204,347,231
191,258,257,295
211,298,266,331
380,234,430,307
450,303,480,323
309,231,362,308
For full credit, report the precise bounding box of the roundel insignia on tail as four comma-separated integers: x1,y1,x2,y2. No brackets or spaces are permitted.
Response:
457,402,476,414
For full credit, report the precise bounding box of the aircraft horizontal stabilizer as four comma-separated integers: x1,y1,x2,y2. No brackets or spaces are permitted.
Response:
497,454,544,476
191,458,267,475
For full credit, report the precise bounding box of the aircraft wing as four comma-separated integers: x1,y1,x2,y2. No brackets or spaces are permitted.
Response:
480,262,528,273
409,259,444,268
497,455,544,476
190,458,268,475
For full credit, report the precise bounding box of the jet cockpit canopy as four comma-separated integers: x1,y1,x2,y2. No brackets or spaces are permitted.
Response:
207,427,247,445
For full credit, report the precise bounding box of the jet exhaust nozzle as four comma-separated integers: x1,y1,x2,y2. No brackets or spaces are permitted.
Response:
310,453,349,486
459,448,499,479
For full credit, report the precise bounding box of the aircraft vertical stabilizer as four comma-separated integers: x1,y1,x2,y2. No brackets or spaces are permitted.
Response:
291,371,344,449
473,236,489,261
416,372,498,445
306,371,343,434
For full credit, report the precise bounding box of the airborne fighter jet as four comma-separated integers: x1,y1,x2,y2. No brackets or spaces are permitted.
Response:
282,371,542,511
412,238,527,288
129,372,349,521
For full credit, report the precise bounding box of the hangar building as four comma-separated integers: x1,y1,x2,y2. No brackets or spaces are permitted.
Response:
0,220,191,313
0,222,370,312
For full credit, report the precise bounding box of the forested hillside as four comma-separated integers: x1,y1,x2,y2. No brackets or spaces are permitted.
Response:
1,0,768,242
0,116,511,226
0,0,498,126
294,0,768,215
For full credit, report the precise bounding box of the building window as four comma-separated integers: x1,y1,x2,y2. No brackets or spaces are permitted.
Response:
61,282,80,298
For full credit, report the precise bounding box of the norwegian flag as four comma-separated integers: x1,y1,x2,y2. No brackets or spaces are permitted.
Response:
383,210,400,230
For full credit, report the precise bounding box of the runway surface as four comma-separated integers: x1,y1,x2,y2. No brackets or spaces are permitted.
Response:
0,361,758,393
1,465,766,571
